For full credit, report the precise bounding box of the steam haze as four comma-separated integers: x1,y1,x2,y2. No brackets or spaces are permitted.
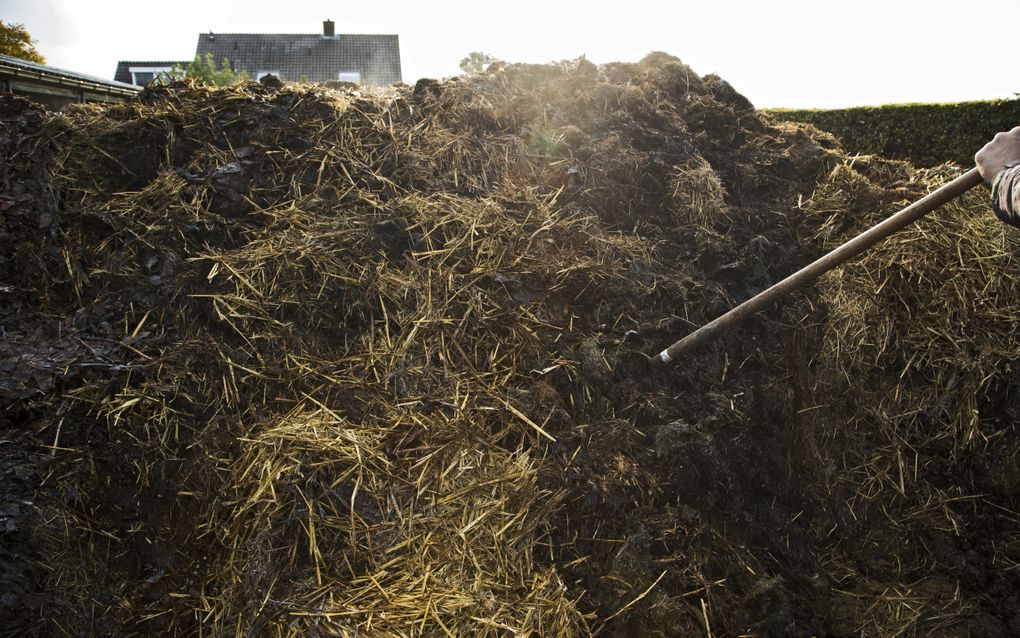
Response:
0,0,1014,108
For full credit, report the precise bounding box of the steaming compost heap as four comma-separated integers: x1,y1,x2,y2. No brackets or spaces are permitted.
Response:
2,54,1019,636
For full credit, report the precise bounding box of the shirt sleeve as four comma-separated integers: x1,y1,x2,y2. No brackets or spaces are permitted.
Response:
992,162,1020,228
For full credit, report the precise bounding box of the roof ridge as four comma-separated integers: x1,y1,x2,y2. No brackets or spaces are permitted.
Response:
199,32,398,36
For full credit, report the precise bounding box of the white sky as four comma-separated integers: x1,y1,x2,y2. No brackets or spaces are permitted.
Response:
1,0,1016,109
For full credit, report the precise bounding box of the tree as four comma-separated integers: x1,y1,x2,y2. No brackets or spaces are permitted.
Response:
172,53,247,87
459,52,496,75
0,21,45,64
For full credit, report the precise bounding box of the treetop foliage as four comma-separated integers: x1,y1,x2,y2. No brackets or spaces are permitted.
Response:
172,53,247,87
459,52,496,75
0,21,45,64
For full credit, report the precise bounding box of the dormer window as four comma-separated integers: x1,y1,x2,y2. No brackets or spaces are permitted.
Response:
129,66,176,86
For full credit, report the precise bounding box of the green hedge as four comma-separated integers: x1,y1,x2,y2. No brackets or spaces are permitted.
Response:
768,99,1020,168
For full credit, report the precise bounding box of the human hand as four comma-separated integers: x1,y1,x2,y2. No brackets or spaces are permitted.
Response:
975,126,1020,185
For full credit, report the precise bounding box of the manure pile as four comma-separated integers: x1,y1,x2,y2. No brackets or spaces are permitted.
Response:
2,55,1020,636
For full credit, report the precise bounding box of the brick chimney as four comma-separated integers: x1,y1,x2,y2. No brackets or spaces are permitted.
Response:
323,19,335,38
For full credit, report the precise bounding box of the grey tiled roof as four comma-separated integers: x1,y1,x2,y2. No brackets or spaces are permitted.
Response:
195,33,401,86
114,61,187,85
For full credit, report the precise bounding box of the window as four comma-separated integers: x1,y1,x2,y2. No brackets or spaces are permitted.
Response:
337,71,360,83
256,71,281,81
129,66,175,86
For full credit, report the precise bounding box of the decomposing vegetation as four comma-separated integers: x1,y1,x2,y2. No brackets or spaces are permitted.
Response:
1,54,1018,637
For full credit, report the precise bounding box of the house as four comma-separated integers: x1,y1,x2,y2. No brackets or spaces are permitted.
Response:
113,61,186,87
1,54,139,110
196,20,401,85
115,20,401,87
